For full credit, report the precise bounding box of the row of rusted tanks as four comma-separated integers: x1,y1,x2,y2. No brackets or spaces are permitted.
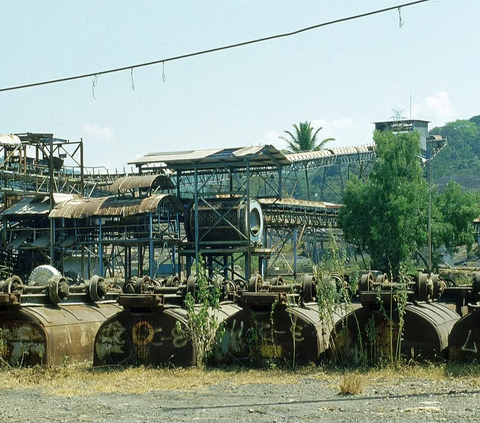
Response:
0,265,479,368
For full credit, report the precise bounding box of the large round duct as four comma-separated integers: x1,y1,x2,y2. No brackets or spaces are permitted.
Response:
185,198,264,245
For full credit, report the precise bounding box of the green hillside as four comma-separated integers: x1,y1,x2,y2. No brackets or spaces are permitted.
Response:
430,115,480,191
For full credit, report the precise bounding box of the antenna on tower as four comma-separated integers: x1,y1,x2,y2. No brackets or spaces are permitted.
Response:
390,109,405,121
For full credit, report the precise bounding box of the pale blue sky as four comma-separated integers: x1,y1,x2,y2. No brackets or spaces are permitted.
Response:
1,1,478,171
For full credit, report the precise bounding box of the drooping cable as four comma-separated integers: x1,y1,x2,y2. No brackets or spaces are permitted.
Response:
0,0,430,93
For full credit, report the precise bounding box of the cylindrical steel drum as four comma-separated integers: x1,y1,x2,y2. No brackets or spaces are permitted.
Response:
214,293,361,366
0,302,122,366
185,198,264,245
448,306,480,361
330,301,459,364
93,295,241,367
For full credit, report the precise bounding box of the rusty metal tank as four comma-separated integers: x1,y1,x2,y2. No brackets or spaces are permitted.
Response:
0,271,122,367
93,294,242,367
0,296,121,366
214,286,361,366
448,305,480,361
330,300,460,364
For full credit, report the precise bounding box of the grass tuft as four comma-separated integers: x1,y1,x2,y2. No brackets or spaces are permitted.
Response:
338,373,364,395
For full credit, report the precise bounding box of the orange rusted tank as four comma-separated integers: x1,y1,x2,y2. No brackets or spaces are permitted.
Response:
0,273,122,366
0,295,121,366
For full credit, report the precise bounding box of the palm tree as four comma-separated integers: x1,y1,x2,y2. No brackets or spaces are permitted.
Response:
280,121,335,200
280,121,334,153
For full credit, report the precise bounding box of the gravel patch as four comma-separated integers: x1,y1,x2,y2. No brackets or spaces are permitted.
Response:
1,376,479,422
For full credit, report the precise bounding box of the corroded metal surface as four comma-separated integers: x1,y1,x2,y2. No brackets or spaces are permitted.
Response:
448,306,480,361
93,296,241,367
49,193,183,218
109,174,173,192
215,292,361,366
0,302,122,366
331,302,460,363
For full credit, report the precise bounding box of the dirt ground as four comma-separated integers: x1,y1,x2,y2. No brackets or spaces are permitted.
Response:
1,370,479,423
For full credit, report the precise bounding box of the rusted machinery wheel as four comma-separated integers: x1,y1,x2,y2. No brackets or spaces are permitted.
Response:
442,277,457,288
248,274,263,292
359,272,374,291
302,274,317,303
418,272,435,301
375,273,389,284
185,275,197,298
2,275,23,294
234,278,247,291
271,276,284,286
48,275,69,304
28,265,61,286
89,275,107,302
165,275,180,287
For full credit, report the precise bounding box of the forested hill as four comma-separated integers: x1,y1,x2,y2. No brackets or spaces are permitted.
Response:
430,115,480,191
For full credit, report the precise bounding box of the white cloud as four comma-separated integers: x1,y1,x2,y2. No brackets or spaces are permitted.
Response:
312,117,368,147
82,124,115,144
411,92,455,124
312,117,354,139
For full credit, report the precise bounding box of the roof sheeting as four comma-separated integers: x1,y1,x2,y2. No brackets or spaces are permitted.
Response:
286,145,375,163
49,194,184,219
0,134,21,145
128,145,291,170
109,174,174,192
0,193,77,217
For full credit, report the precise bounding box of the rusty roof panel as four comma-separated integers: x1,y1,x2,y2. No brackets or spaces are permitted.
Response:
109,174,174,192
128,145,291,169
50,194,184,219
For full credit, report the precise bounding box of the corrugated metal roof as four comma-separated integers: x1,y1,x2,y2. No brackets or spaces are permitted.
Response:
286,145,375,163
0,134,21,145
109,174,174,192
128,145,291,169
0,193,77,217
50,194,184,219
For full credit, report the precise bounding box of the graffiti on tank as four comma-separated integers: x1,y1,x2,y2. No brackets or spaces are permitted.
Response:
461,329,478,354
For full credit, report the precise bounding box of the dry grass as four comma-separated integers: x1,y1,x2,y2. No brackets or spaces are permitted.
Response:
339,373,364,395
0,363,311,396
1,362,480,396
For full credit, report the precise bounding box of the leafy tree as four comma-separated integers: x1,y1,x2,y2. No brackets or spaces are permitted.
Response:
175,256,224,368
430,120,480,178
340,128,480,275
339,130,428,275
280,121,334,153
434,181,480,260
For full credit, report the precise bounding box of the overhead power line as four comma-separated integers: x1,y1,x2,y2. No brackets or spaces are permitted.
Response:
0,0,430,93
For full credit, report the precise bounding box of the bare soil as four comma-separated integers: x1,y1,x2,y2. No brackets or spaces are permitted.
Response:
1,366,479,423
